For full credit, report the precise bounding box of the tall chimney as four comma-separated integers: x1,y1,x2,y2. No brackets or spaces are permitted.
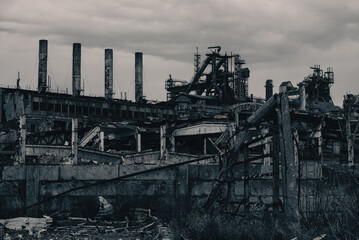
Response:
265,79,273,100
104,49,113,99
135,52,143,102
298,82,306,110
72,43,81,96
38,40,48,93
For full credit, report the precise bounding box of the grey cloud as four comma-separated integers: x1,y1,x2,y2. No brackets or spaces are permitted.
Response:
1,0,359,101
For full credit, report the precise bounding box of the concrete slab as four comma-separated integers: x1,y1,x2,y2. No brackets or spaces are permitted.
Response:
119,165,177,180
39,166,59,181
0,181,22,196
2,166,25,180
189,181,215,197
59,165,118,180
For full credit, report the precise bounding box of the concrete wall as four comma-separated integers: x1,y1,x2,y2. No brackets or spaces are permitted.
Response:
0,163,357,218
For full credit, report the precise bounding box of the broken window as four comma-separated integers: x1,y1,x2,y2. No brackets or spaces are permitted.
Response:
48,103,54,111
69,105,75,114
90,107,95,115
76,106,82,115
55,104,61,112
83,107,88,116
40,102,46,111
62,104,68,114
32,102,39,111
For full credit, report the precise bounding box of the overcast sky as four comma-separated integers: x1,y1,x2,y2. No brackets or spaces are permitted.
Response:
1,0,359,105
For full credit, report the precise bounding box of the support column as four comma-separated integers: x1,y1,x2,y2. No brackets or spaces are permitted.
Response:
203,138,207,155
170,135,175,152
19,115,26,164
99,131,105,152
136,130,141,152
279,93,299,224
272,129,280,217
26,165,39,217
235,112,239,129
160,125,166,159
293,130,299,165
346,118,354,166
262,128,270,165
71,119,78,164
243,145,250,217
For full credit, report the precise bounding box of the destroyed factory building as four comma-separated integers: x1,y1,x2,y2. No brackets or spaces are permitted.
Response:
1,40,359,238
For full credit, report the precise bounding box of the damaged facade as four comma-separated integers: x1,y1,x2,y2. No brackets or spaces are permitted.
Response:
1,40,359,237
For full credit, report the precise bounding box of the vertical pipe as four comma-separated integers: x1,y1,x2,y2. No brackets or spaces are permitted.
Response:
19,115,26,164
99,131,105,151
0,89,3,122
105,49,113,99
136,131,141,152
265,79,273,101
38,40,48,93
72,43,81,96
170,135,175,152
346,118,354,166
160,125,166,159
72,119,78,164
298,82,306,110
272,128,280,217
262,128,270,165
203,138,207,155
243,145,249,217
135,52,143,102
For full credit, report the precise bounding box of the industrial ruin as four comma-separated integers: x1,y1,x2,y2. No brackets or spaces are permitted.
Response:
1,40,359,239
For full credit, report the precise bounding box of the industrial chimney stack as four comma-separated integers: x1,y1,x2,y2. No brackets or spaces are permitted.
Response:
135,52,143,102
38,39,48,93
265,79,273,100
72,43,82,96
104,49,113,99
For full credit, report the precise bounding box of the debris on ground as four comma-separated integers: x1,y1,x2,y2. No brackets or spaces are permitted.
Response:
0,209,172,239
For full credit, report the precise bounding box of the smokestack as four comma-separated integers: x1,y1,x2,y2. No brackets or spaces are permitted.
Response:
104,49,113,99
265,79,273,100
135,52,143,102
38,39,48,93
72,43,81,96
298,82,306,110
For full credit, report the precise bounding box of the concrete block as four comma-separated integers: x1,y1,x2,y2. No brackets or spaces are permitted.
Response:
232,165,244,179
260,165,272,175
250,180,273,195
0,181,22,196
39,166,59,181
176,165,188,198
302,164,322,179
189,164,219,180
198,165,219,180
188,165,199,180
59,165,118,180
76,165,118,180
41,181,97,196
233,181,244,196
2,166,25,180
119,165,177,180
59,166,77,180
116,180,174,196
189,181,215,197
